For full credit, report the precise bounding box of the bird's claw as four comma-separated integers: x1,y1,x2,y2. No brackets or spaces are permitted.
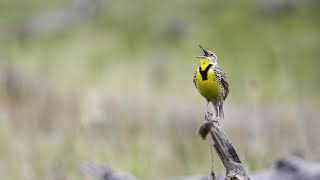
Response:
204,112,213,121
205,114,220,125
204,112,221,125
211,117,220,124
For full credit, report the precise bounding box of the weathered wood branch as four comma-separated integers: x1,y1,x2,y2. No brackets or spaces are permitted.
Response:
198,119,250,180
81,118,251,180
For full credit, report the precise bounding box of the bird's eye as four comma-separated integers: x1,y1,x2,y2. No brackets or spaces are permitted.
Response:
210,53,213,56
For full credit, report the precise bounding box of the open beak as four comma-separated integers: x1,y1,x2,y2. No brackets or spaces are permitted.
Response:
199,45,209,56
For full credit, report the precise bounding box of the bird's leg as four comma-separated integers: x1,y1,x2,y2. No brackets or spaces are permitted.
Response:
205,101,218,123
204,101,214,121
212,104,219,123
204,101,210,121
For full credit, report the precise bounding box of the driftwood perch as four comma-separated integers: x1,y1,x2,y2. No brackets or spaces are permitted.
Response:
198,117,250,180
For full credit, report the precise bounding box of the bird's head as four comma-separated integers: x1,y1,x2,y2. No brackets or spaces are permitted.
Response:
197,45,218,69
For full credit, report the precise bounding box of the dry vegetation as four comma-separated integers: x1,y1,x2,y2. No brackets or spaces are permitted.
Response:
0,0,319,179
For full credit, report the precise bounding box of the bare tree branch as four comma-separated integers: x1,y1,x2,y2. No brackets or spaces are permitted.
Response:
198,119,250,180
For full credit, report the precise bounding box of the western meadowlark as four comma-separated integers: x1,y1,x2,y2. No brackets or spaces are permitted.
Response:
193,45,229,120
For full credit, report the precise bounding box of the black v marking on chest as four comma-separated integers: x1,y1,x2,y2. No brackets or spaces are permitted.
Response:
199,64,213,80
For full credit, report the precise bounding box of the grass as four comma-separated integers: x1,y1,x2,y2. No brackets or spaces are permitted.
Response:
0,0,319,179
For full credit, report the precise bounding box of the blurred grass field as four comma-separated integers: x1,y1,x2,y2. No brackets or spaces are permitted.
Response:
0,0,320,179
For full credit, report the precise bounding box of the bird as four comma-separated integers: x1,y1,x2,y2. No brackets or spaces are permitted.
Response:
193,45,229,120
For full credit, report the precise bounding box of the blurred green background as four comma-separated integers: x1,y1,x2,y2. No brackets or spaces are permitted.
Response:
0,0,319,179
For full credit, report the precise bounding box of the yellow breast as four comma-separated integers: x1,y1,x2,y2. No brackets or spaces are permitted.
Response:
195,68,221,101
